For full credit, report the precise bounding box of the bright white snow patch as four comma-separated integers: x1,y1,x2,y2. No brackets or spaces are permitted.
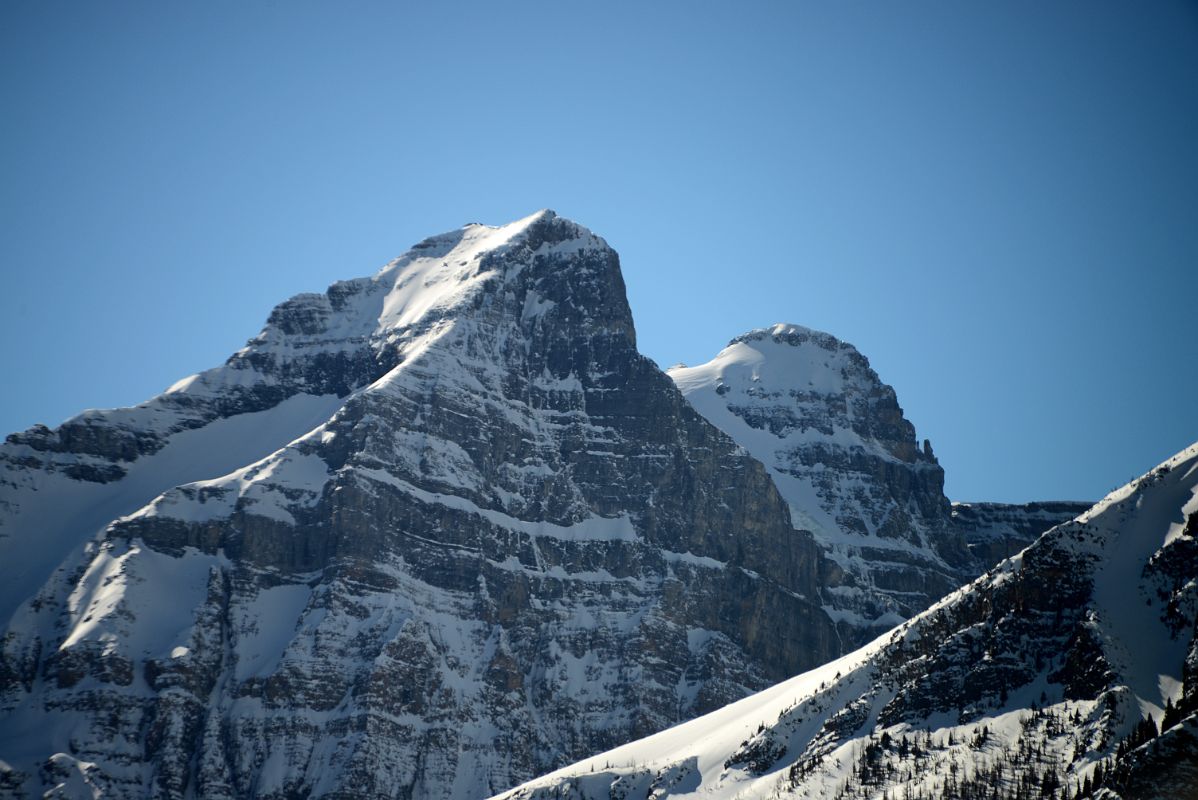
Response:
62,541,218,660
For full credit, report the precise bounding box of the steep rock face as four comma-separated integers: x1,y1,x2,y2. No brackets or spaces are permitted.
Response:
0,212,838,799
501,442,1198,800
669,325,974,646
952,500,1092,566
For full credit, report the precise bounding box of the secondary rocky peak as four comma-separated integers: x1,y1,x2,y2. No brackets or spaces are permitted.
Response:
707,322,934,465
729,321,852,351
670,323,970,645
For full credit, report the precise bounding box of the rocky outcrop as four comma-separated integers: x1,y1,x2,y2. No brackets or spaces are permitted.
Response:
952,500,1091,566
0,212,838,799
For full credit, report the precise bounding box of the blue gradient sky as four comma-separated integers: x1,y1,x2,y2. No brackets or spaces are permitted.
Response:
2,1,1195,503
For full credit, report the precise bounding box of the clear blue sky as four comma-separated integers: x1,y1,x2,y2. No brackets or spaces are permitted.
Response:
2,1,1195,503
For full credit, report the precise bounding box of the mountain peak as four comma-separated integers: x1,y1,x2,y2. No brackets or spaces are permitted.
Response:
463,207,557,232
670,321,971,642
677,323,875,402
670,322,881,419
728,322,852,352
242,209,625,359
396,209,599,269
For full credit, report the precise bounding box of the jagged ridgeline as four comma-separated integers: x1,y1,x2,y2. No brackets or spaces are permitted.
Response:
0,212,842,799
500,443,1198,800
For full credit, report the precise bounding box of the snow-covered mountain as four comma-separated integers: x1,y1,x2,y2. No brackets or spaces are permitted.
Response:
0,212,844,799
499,441,1198,800
0,211,1100,799
670,325,976,645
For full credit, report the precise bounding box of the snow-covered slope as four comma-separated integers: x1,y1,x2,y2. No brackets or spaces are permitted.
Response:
0,394,344,630
669,325,975,645
500,441,1198,800
0,212,841,799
